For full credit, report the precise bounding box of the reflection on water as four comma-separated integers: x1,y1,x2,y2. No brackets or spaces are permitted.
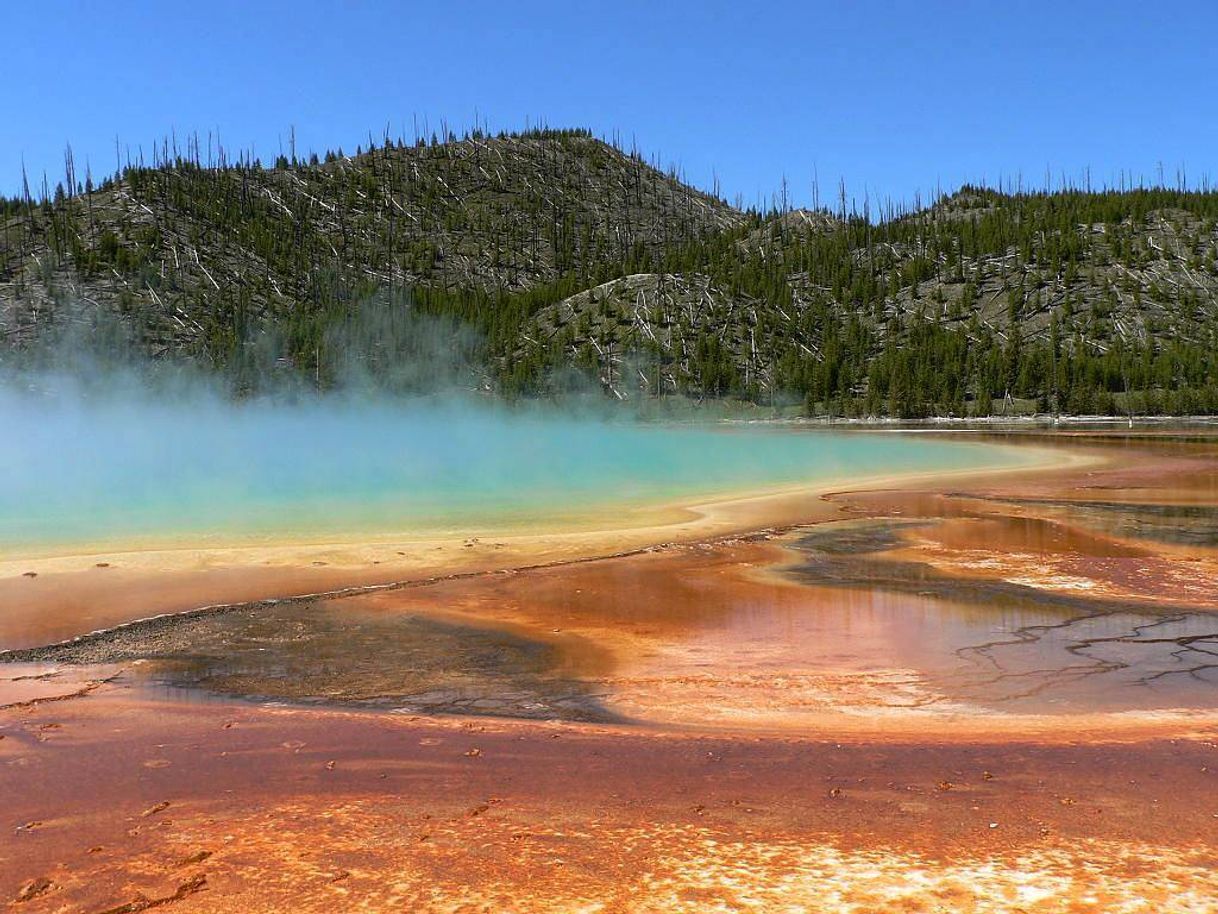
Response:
984,497,1218,547
601,554,1218,717
778,498,1218,712
707,580,1218,714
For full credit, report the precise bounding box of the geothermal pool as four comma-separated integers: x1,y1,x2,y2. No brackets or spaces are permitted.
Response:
0,393,1027,552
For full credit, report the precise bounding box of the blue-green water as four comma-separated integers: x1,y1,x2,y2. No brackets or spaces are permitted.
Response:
0,394,1027,552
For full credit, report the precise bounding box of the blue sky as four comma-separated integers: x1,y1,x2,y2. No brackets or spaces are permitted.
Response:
5,0,1216,210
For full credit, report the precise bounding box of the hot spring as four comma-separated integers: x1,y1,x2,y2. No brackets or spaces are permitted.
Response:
0,390,1029,554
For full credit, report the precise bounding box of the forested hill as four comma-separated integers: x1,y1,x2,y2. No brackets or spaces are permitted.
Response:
3,127,1217,417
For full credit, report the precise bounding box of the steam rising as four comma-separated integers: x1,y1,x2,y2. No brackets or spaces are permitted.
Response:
0,300,1011,552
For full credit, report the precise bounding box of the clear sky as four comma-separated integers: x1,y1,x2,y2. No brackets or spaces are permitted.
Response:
5,0,1216,211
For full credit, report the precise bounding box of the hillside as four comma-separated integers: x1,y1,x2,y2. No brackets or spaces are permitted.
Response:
0,129,740,361
513,189,1218,415
3,129,1218,416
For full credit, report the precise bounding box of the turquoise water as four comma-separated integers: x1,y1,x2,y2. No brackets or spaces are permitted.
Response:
0,394,1027,551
